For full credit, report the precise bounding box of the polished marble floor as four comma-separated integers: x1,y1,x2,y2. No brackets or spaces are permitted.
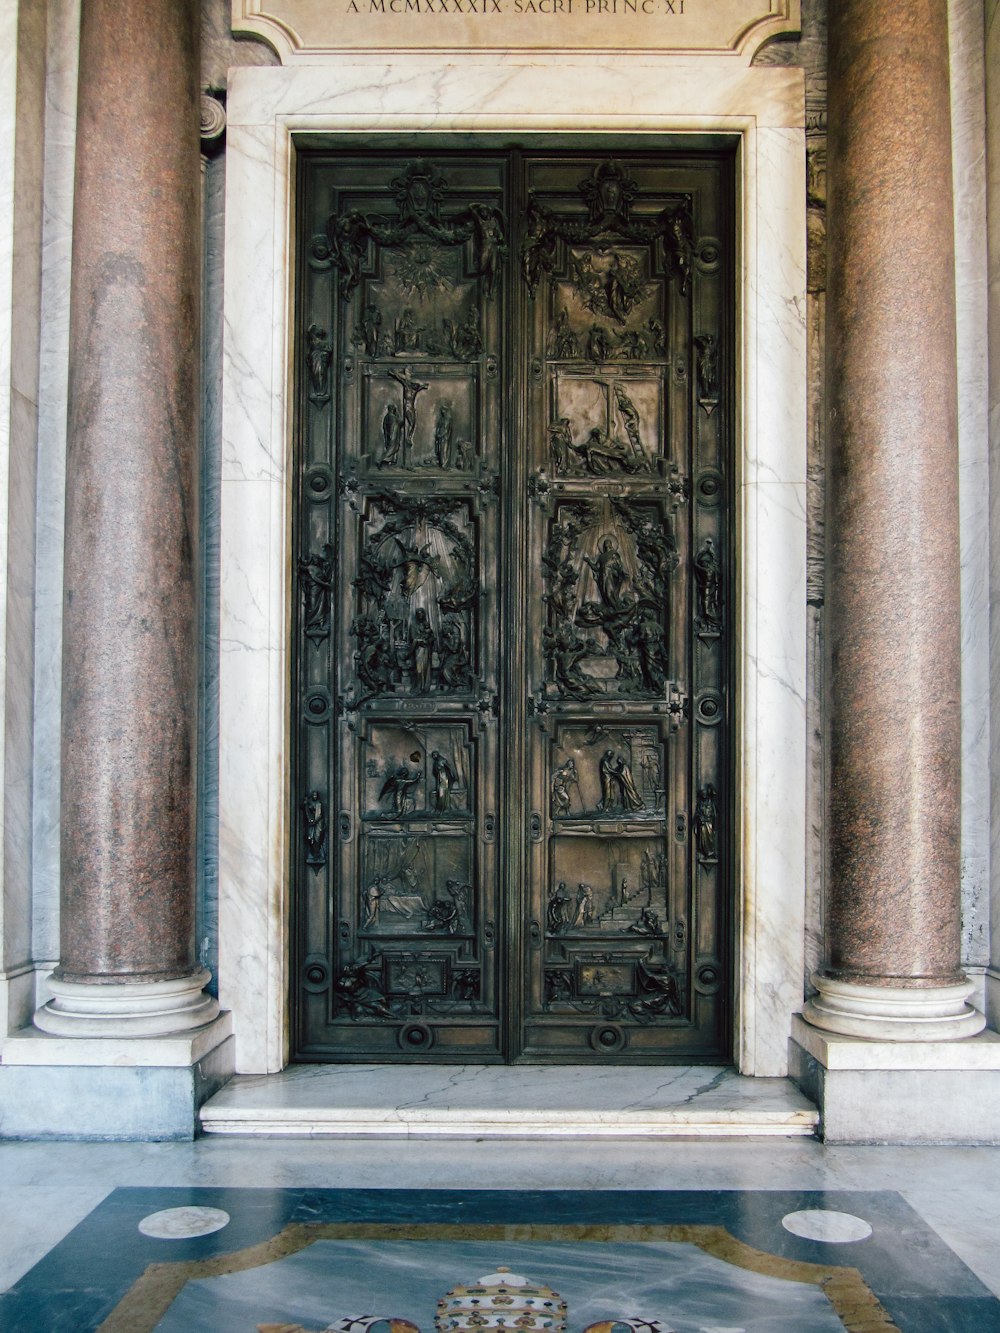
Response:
1,1137,999,1332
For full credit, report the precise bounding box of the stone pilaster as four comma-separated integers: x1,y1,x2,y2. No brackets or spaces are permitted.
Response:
803,0,983,1040
34,0,217,1036
987,0,1000,1032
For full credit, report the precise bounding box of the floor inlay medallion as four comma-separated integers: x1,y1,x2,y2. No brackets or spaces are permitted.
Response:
1,1189,996,1332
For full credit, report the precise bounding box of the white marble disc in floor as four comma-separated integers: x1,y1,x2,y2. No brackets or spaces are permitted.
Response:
781,1209,872,1243
137,1206,231,1239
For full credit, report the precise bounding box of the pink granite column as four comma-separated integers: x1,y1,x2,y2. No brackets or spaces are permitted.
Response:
802,0,983,1040
35,0,217,1035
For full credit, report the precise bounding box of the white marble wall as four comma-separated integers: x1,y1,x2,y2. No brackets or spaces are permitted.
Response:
950,0,991,997
29,0,80,990
218,56,809,1076
987,0,1000,1029
0,0,45,1036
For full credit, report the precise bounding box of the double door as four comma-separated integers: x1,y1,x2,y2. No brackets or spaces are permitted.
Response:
294,147,732,1061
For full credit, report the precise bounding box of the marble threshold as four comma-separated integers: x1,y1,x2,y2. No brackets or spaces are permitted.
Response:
199,1064,820,1138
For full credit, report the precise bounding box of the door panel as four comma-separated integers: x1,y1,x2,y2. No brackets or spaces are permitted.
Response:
293,148,732,1062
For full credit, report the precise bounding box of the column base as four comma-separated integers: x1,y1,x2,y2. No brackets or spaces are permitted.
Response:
801,973,985,1041
790,1014,1000,1144
33,968,219,1038
0,1012,234,1140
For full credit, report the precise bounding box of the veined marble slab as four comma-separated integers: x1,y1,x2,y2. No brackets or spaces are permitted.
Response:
199,1063,819,1137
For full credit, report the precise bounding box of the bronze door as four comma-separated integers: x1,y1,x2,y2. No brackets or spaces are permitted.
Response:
293,148,732,1062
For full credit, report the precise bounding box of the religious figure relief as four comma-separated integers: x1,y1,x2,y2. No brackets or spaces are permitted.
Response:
548,307,581,359
301,790,327,869
350,495,477,701
693,537,723,631
333,953,396,1020
377,401,403,468
630,956,683,1019
378,763,423,818
547,881,573,935
444,312,484,360
550,757,580,818
430,750,458,813
597,748,645,814
298,542,334,644
549,308,666,363
424,879,472,934
571,250,651,325
586,323,612,363
352,303,382,358
521,159,694,303
574,881,595,926
306,323,333,405
547,384,652,477
387,366,429,465
433,401,454,469
326,160,507,300
541,501,674,699
452,969,480,1001
628,905,664,937
694,333,719,415
693,782,718,861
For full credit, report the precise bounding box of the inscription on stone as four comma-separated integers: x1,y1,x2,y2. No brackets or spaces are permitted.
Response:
234,0,799,56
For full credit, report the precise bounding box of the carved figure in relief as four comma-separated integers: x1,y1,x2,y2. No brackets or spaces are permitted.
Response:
628,906,663,937
329,209,368,295
597,749,644,814
388,365,429,463
547,881,572,934
379,764,422,817
446,312,483,360
306,323,333,403
430,750,458,813
629,956,683,1019
445,879,472,924
574,882,595,927
301,790,327,868
363,877,383,927
587,323,611,362
544,621,599,699
693,782,718,860
548,418,574,474
359,304,382,358
438,615,471,688
584,537,629,612
394,307,421,354
616,756,644,812
694,333,719,402
549,308,581,359
334,954,395,1020
613,387,644,463
424,895,460,934
453,969,480,1001
298,543,334,643
410,608,436,693
378,401,403,467
434,401,454,469
550,757,580,818
646,316,666,356
455,439,472,470
693,537,722,628
468,202,506,297
598,749,619,811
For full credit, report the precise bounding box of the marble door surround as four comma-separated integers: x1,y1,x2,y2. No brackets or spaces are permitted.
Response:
217,54,809,1076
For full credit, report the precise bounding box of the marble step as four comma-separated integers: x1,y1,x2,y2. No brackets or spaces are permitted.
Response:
199,1065,820,1138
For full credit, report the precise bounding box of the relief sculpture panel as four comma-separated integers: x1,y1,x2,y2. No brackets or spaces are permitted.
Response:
294,149,731,1062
